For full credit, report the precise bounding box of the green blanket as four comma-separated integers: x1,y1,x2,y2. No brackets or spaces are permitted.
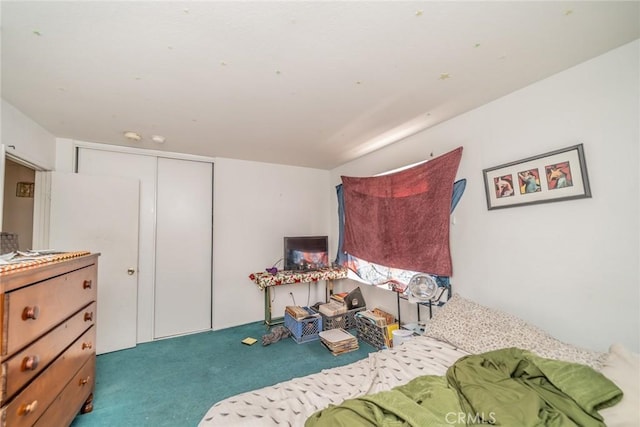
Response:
305,347,622,426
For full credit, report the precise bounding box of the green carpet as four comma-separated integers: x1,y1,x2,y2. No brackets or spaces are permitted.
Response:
70,322,376,427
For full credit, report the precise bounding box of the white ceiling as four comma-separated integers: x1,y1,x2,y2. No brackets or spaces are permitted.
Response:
2,1,638,169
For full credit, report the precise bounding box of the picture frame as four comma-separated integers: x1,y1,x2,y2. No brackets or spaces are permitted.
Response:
482,143,591,210
16,182,35,198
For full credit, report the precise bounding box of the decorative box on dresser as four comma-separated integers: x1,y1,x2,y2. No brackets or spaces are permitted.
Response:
0,252,99,427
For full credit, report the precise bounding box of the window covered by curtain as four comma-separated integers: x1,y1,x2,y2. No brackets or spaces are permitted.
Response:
336,147,464,285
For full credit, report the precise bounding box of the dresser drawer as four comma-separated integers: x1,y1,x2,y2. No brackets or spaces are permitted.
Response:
33,356,95,427
0,326,95,427
1,302,96,405
3,265,97,356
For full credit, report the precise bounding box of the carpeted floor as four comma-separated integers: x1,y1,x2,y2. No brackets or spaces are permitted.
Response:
70,321,376,427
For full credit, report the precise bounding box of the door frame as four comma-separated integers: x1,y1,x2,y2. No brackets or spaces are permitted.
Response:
1,145,49,246
0,144,5,229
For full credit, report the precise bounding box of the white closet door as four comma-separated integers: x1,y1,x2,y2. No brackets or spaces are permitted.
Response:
49,171,139,354
77,148,158,343
154,158,212,338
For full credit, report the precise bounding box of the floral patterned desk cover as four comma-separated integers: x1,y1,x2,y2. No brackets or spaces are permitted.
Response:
249,267,348,290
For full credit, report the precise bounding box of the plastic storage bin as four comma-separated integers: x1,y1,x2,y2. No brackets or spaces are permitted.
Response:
284,307,322,344
314,306,365,331
0,232,19,255
355,315,388,350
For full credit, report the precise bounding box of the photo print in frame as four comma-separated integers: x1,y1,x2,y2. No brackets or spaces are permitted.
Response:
482,143,591,210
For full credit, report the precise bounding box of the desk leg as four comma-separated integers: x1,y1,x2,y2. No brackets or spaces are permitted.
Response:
264,287,271,327
264,287,284,328
326,280,334,302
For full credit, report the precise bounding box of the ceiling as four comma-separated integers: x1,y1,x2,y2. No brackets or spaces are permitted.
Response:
2,1,638,170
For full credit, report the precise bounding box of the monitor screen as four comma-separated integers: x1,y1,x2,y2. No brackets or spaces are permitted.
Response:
284,236,329,271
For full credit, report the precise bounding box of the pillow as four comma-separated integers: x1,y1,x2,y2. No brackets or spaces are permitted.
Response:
599,343,640,427
424,293,606,369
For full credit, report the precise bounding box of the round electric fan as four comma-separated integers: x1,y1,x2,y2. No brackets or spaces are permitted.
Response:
406,273,438,302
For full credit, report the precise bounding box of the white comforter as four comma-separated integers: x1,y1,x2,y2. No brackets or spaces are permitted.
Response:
199,336,468,427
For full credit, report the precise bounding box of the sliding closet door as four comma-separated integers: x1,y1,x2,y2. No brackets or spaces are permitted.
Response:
77,148,158,343
154,157,212,338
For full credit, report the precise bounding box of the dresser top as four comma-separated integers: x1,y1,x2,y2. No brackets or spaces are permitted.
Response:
0,252,99,293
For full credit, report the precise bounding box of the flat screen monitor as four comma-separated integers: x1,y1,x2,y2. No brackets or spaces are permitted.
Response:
284,236,329,271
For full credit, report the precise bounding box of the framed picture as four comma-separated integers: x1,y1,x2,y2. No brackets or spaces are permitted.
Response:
482,143,591,210
16,182,35,198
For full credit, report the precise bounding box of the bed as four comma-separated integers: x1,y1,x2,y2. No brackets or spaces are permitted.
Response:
199,294,639,426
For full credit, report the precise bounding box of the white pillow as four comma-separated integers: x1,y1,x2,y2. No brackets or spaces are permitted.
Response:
599,343,640,427
424,293,606,369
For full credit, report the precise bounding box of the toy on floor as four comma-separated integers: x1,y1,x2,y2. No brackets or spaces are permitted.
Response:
262,325,291,346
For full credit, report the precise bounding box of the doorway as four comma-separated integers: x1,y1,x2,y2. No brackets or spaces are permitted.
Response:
2,157,36,250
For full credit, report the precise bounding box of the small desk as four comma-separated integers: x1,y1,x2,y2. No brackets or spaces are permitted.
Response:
250,267,348,327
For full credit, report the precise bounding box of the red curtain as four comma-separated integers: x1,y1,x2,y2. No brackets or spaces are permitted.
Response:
342,147,463,276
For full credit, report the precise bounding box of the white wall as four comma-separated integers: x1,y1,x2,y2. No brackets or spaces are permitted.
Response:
331,40,640,352
1,100,56,230
2,41,637,352
213,158,331,329
1,100,56,169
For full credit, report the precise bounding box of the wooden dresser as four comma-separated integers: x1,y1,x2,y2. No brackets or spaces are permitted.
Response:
0,253,98,427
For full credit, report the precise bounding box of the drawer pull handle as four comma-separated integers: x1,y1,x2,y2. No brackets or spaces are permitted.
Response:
82,342,93,350
79,376,91,386
21,355,39,371
84,311,94,321
18,400,38,416
22,306,40,321
83,279,92,289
